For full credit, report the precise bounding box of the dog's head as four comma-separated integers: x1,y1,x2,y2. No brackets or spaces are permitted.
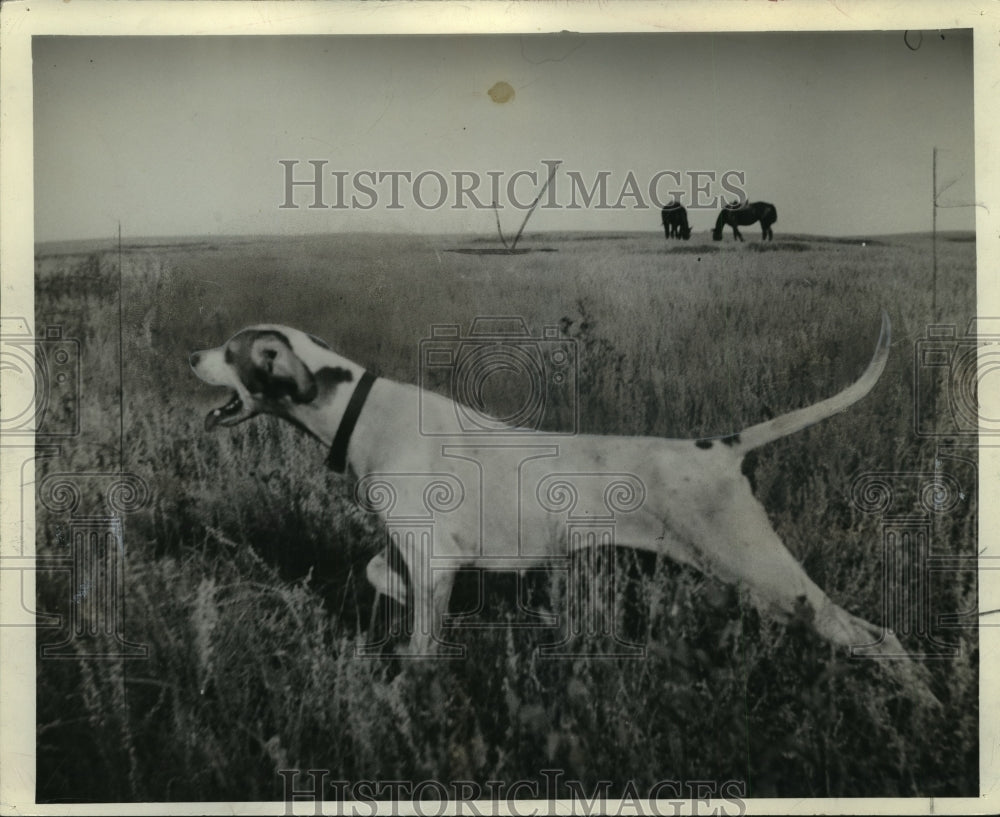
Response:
189,325,354,431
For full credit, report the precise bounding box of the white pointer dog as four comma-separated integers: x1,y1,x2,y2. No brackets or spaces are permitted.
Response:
190,315,914,667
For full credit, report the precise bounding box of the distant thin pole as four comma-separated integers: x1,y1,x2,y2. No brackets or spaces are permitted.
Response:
492,201,510,250
931,148,937,319
510,161,561,252
118,221,125,473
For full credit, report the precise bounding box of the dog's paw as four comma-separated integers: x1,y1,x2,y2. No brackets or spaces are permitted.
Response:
813,602,899,654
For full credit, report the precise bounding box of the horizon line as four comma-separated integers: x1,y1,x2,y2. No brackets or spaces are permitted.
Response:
35,227,977,249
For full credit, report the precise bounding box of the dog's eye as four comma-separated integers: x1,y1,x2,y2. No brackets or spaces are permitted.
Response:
258,347,278,373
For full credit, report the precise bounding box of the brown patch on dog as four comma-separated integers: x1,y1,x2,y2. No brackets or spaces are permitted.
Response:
231,330,317,403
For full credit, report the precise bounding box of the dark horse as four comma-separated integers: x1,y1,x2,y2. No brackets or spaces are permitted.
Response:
712,201,777,241
661,202,692,240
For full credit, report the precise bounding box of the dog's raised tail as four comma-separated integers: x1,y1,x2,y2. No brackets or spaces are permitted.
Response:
734,311,890,454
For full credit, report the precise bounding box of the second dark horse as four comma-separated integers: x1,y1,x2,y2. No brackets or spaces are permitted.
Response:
712,201,777,242
661,203,692,240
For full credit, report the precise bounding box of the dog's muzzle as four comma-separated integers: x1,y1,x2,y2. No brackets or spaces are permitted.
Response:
189,350,258,430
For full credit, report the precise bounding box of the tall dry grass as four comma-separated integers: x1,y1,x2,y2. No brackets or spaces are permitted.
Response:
34,231,977,801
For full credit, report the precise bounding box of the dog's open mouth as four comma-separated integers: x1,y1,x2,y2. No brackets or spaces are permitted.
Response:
205,391,252,430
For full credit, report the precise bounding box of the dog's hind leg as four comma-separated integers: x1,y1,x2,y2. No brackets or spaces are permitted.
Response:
677,477,897,657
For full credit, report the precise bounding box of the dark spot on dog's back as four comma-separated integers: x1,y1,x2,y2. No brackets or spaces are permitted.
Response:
695,439,713,450
721,433,741,447
308,333,331,350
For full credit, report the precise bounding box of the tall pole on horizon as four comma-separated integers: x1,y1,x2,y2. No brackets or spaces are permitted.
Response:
118,221,124,474
932,147,938,322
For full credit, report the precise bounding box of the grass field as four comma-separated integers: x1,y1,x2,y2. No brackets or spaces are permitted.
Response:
33,229,978,802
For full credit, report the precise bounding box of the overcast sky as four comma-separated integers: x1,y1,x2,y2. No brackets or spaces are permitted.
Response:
33,31,974,242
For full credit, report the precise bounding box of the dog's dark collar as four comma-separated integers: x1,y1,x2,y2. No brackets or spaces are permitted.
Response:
326,369,377,474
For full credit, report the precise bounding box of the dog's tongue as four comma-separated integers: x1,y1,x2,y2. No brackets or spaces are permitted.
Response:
205,392,243,431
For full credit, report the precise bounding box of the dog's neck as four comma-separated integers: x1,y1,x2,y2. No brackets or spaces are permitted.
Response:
281,354,369,449
325,370,377,473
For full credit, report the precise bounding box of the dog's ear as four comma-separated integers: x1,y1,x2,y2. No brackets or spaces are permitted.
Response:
250,335,318,403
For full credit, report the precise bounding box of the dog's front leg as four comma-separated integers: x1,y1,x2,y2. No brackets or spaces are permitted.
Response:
403,564,458,658
365,550,407,606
